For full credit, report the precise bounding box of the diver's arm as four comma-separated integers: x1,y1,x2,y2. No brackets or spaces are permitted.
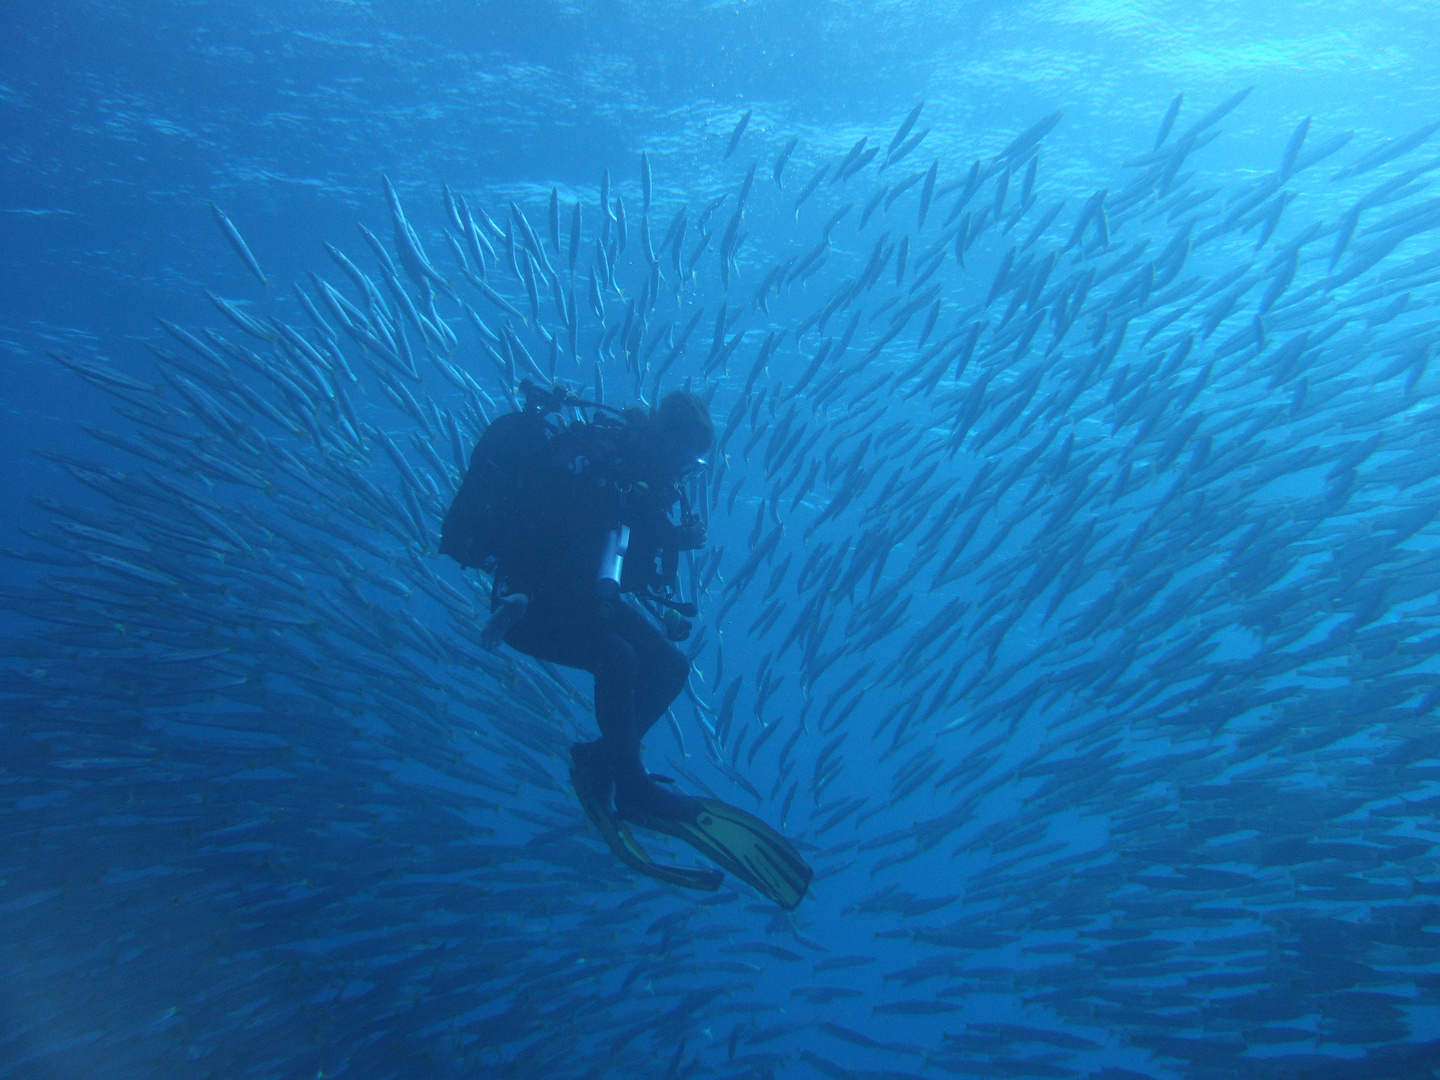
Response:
639,485,707,551
667,512,707,551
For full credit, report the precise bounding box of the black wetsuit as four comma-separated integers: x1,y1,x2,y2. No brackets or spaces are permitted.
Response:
497,417,700,801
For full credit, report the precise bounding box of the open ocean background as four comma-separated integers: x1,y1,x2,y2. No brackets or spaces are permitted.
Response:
6,1,1440,1077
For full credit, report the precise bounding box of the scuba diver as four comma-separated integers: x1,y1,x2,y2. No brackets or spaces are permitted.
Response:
441,381,812,910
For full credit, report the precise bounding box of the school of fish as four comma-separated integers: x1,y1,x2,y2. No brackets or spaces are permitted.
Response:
5,88,1440,1078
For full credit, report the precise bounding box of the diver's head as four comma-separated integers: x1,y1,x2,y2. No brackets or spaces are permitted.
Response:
644,391,714,481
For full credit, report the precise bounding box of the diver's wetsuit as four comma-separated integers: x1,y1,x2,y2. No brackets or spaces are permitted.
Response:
444,394,811,907
497,416,699,812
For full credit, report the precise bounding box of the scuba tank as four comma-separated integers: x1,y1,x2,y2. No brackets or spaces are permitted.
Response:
596,524,630,599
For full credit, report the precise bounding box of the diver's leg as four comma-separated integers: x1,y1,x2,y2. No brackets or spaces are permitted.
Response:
590,623,640,756
504,603,723,891
609,601,689,742
502,597,617,780
502,597,649,779
504,598,685,815
577,619,679,822
603,604,695,819
501,595,594,669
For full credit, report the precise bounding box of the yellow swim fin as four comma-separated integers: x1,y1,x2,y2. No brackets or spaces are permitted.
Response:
570,765,723,893
629,795,813,910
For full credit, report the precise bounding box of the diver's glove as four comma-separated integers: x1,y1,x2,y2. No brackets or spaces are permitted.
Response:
480,591,528,651
674,514,707,550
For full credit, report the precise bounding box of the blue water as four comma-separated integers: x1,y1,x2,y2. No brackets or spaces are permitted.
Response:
6,2,1440,1077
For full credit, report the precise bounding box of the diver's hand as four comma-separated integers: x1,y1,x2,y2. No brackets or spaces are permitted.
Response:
675,515,707,550
480,592,528,651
